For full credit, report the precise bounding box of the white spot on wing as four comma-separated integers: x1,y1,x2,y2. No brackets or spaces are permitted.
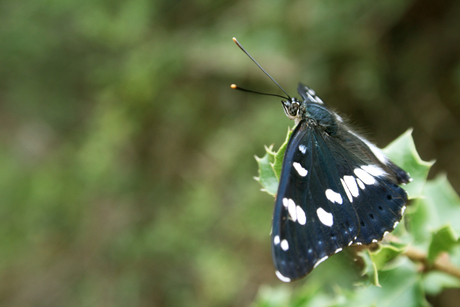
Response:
313,256,328,268
349,131,389,165
274,235,280,245
334,248,343,254
368,144,388,165
343,175,359,197
307,92,317,102
287,199,297,222
281,239,289,251
356,178,365,190
361,165,388,178
393,221,399,229
341,178,353,203
325,189,343,204
293,162,308,177
282,198,289,208
275,270,291,282
354,168,376,185
401,206,406,215
348,240,353,246
304,87,324,104
299,144,307,154
317,208,333,227
372,239,378,243
296,206,307,225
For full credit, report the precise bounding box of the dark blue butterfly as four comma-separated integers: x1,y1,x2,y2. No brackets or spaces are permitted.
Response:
271,83,411,282
231,37,411,282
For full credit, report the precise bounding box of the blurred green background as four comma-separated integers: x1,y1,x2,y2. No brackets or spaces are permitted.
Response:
1,0,460,306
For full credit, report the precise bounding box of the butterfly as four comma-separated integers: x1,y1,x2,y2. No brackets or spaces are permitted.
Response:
231,38,411,282
271,83,411,282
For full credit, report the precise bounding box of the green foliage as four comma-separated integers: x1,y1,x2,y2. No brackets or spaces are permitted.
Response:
428,225,458,264
255,128,293,196
254,129,460,306
383,129,434,199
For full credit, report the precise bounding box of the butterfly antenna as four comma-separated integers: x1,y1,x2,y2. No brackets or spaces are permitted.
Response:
230,84,288,99
232,37,291,100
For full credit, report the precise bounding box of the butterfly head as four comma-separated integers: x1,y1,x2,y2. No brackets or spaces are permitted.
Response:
281,97,305,124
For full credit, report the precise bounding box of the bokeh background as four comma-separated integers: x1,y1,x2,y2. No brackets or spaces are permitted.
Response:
1,0,460,306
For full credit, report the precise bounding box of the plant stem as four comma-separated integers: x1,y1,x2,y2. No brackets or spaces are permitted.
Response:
404,247,460,279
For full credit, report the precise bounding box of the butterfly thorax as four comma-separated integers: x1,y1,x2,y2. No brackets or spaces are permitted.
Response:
306,103,338,135
282,97,338,136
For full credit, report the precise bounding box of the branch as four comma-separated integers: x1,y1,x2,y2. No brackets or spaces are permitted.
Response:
404,246,460,279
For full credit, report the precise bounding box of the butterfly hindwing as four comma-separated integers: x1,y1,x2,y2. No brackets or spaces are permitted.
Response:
320,130,408,244
272,118,408,282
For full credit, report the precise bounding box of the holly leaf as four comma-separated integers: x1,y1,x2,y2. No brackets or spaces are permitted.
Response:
383,129,434,199
427,225,459,264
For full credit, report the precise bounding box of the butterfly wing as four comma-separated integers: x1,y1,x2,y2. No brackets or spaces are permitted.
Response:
272,120,408,282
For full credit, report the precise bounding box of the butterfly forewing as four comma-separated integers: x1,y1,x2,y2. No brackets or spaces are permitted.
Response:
273,123,360,281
